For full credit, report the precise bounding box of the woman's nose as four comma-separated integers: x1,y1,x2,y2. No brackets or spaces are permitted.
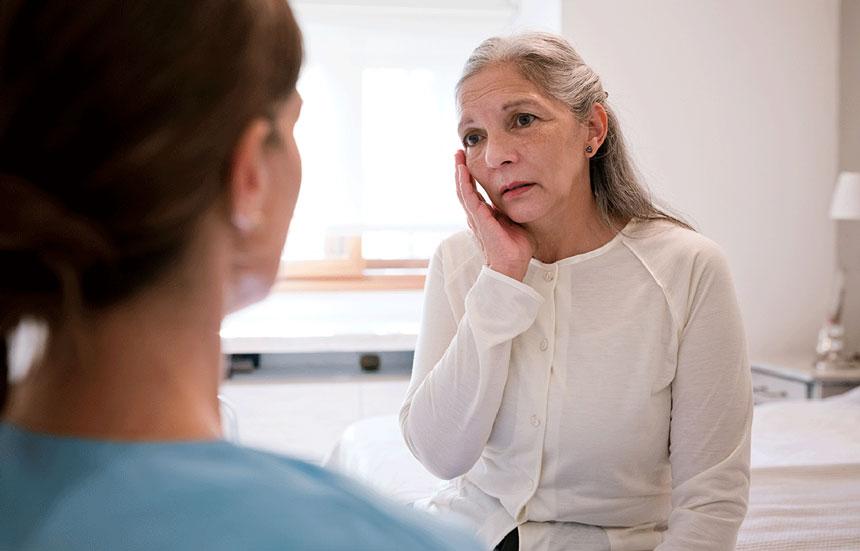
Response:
483,134,518,169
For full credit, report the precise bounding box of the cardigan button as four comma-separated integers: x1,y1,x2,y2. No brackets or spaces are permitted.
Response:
543,271,554,282
539,338,549,351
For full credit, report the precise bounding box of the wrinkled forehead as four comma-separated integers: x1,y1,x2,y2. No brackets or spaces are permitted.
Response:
456,63,545,115
456,62,533,101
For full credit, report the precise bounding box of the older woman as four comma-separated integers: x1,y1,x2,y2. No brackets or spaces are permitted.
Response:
400,33,752,551
0,1,480,549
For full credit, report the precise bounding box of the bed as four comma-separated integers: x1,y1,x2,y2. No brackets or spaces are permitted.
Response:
324,387,860,550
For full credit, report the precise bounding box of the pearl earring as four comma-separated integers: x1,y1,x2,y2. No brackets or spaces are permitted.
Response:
585,145,594,154
232,211,263,233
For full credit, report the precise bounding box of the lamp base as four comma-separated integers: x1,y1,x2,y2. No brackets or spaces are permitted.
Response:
815,358,860,371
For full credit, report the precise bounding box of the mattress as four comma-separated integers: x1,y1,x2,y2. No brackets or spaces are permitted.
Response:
324,415,443,504
749,386,860,468
737,463,860,550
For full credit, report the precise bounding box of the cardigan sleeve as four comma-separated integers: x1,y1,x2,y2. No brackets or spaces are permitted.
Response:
399,246,542,480
656,245,752,550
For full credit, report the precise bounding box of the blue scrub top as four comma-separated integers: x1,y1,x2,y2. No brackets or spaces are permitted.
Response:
0,423,479,551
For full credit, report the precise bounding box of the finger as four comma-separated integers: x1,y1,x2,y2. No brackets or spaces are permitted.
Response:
455,161,480,233
491,205,517,224
462,193,479,239
455,164,471,216
461,173,496,235
457,164,484,219
456,151,493,208
455,156,499,236
457,158,484,204
467,176,494,217
458,164,488,216
454,152,467,206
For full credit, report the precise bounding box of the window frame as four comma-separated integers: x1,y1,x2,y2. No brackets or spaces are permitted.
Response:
277,235,428,291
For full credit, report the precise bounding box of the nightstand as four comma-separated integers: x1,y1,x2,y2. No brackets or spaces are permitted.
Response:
751,357,860,404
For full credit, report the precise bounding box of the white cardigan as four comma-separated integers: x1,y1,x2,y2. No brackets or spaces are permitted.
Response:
400,219,752,551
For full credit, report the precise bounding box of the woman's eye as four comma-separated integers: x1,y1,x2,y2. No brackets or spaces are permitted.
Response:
463,133,482,147
515,113,536,127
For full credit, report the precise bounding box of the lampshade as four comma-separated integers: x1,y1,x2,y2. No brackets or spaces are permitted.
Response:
830,172,860,220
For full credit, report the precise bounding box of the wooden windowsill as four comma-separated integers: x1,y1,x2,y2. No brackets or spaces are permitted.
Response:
277,235,429,291
274,273,425,292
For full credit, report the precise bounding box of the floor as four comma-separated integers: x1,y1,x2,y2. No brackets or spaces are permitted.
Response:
215,290,422,463
219,372,410,464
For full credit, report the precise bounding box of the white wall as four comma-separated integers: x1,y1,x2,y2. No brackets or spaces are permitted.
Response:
562,0,840,359
838,0,860,357
841,0,860,174
512,0,562,33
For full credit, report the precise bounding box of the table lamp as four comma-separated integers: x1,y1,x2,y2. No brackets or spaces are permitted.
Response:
817,172,860,369
830,172,860,221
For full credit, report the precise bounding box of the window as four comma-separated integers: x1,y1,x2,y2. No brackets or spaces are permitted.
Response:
279,1,524,290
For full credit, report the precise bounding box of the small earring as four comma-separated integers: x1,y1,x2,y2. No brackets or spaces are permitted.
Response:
585,145,594,154
232,211,263,233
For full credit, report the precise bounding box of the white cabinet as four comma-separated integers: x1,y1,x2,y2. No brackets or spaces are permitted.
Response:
751,359,860,404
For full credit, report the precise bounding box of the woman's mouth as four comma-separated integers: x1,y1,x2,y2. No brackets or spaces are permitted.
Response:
501,181,536,198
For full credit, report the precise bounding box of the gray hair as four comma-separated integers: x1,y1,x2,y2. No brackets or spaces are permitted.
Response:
457,32,690,231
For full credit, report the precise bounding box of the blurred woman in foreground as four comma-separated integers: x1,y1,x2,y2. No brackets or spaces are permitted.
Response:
0,2,477,549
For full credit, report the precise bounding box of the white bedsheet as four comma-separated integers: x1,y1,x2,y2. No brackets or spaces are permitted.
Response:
324,415,443,504
737,463,860,551
751,386,860,467
324,387,860,549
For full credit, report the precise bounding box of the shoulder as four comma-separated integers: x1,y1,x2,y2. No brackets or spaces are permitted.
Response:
621,218,732,278
8,439,477,551
166,445,478,550
619,218,737,323
623,218,724,258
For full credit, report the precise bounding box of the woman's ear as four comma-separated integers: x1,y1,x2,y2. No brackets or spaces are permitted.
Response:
586,102,609,156
228,118,273,233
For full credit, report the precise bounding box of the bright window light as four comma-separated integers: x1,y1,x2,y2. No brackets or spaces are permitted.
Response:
283,2,517,263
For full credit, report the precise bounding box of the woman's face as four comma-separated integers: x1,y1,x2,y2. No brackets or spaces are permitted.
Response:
457,63,591,225
227,91,303,311
260,91,303,276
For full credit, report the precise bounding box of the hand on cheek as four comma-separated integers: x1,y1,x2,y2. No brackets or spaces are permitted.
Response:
454,150,534,281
